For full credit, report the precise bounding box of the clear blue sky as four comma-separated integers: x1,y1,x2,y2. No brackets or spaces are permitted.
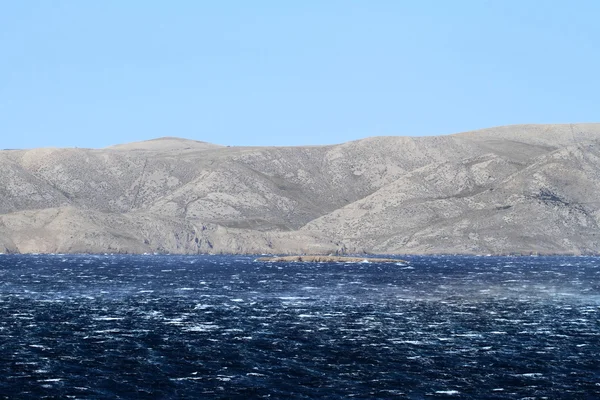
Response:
1,1,598,149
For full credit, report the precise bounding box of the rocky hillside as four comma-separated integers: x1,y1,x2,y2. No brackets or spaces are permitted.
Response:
2,124,600,255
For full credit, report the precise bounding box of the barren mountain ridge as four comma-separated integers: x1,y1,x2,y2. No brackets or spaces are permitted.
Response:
2,124,600,255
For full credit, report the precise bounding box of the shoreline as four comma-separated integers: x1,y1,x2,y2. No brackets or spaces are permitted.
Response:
1,251,599,258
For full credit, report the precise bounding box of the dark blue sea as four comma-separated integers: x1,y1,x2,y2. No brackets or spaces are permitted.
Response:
0,254,599,399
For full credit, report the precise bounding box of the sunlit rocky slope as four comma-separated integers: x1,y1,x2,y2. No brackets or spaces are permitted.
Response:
2,125,600,255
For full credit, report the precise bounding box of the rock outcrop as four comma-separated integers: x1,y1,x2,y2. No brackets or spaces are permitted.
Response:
256,256,407,263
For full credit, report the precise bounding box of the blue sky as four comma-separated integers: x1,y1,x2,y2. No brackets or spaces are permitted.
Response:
1,1,598,149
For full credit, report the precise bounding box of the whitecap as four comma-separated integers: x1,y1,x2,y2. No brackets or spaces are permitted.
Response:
278,296,309,300
165,318,186,325
186,324,220,331
171,377,204,381
435,390,460,395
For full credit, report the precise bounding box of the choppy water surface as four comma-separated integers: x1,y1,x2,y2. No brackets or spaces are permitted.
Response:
0,254,599,399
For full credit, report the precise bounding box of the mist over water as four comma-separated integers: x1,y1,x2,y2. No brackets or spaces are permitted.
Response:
0,254,598,399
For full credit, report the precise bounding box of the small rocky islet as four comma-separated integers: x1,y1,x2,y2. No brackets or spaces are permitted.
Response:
256,255,408,263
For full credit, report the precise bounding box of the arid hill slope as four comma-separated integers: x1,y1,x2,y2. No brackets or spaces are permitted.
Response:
1,124,600,254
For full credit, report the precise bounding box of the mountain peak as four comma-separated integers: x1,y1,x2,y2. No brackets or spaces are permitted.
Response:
107,137,221,151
